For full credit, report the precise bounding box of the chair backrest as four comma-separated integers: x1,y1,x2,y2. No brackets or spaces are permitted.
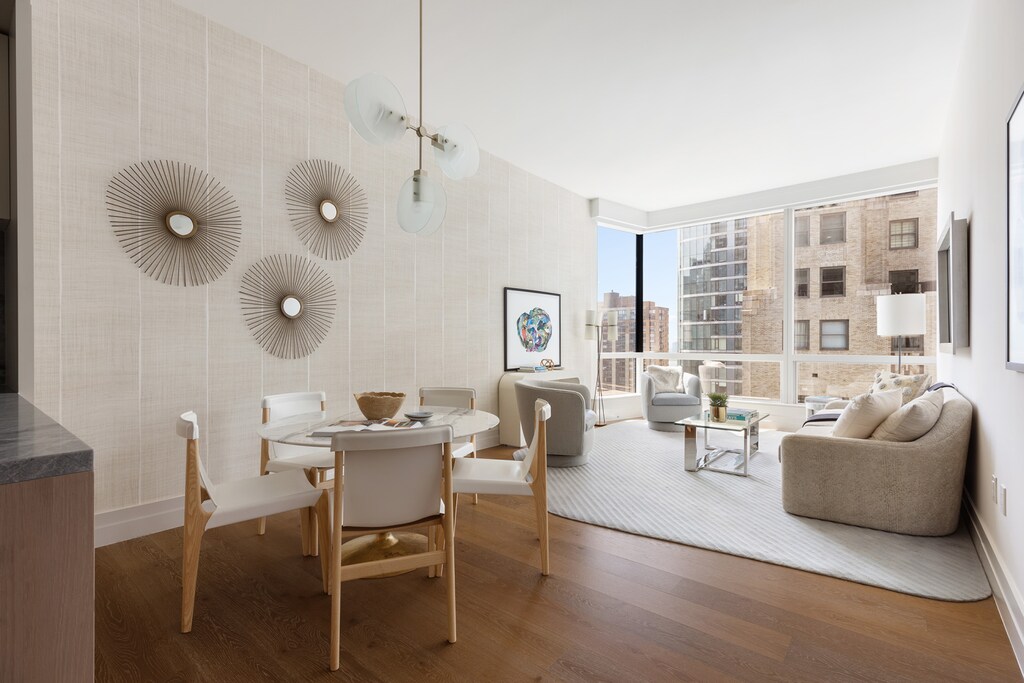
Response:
419,387,476,410
262,391,327,422
515,379,588,445
331,425,454,529
518,400,551,480
177,411,216,502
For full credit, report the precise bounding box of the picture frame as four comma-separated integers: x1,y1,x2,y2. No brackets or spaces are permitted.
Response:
1008,83,1024,371
504,287,561,371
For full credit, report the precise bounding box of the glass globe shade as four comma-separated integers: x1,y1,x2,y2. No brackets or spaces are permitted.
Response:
397,172,446,235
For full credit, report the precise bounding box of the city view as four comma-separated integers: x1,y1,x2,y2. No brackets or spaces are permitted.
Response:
597,188,937,401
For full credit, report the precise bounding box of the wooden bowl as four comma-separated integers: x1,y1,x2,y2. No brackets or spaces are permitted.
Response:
353,391,406,420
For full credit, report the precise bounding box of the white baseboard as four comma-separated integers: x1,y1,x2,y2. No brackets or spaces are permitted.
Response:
95,495,185,547
965,493,1024,676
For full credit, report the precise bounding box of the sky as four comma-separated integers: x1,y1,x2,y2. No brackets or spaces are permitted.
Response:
597,226,680,348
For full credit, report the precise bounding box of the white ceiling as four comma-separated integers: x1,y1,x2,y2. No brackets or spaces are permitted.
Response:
173,0,972,212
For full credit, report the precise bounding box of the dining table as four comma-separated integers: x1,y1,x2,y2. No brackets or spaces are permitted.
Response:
257,404,499,570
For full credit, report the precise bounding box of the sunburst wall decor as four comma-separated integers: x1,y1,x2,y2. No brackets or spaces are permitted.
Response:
239,254,337,359
285,159,368,260
106,160,242,286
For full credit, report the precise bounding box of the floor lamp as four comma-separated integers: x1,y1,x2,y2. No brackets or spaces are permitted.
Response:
876,293,926,374
585,310,616,426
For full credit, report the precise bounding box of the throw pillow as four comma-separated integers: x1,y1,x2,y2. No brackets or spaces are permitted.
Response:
871,389,944,442
647,365,682,394
833,389,903,439
868,370,931,405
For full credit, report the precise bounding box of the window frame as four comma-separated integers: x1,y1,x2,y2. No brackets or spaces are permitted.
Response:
889,218,919,250
819,212,847,245
794,215,810,247
820,266,846,297
794,268,809,298
819,319,850,351
794,320,810,351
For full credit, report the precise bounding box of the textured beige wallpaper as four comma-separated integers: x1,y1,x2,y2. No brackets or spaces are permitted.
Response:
31,0,596,513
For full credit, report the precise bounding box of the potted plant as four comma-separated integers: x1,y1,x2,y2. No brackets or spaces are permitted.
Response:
708,392,729,422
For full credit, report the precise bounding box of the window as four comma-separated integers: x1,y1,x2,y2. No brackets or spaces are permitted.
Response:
820,212,846,244
795,215,810,247
795,268,809,297
820,266,845,297
597,227,637,393
794,320,810,350
820,320,849,350
889,269,920,295
889,218,919,249
892,336,924,353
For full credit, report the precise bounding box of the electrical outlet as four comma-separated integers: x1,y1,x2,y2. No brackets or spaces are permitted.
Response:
992,475,999,504
1000,485,1008,516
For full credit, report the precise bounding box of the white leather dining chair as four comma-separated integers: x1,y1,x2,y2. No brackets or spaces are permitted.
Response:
326,425,457,671
176,411,329,634
420,386,478,503
258,391,333,556
451,399,551,575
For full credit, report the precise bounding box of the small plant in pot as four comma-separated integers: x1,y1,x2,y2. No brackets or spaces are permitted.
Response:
708,392,729,422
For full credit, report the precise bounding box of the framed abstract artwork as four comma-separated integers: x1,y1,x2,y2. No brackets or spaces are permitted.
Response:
1008,84,1024,371
504,287,561,371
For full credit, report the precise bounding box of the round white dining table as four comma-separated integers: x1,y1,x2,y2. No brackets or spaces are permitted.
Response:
257,405,499,446
256,404,499,571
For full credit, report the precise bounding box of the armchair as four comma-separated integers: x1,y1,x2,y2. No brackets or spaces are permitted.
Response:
640,368,702,431
514,379,595,467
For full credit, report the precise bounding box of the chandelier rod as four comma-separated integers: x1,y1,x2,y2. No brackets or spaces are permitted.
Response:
418,0,424,171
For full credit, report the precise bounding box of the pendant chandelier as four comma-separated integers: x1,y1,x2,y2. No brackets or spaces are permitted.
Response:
344,0,480,235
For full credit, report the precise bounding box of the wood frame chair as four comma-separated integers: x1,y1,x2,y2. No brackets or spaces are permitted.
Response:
452,399,551,575
419,386,478,504
258,391,332,556
177,411,330,634
327,425,456,671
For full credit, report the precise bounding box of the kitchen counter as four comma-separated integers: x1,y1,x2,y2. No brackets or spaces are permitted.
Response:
0,393,92,484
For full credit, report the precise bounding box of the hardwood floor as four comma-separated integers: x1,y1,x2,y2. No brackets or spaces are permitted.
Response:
95,446,1021,682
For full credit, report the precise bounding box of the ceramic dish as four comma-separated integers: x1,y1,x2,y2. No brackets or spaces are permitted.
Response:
404,411,433,421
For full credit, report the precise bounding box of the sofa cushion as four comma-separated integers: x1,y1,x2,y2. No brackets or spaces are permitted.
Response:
584,409,598,430
870,389,944,442
646,365,682,393
650,392,701,407
868,370,931,405
833,389,902,439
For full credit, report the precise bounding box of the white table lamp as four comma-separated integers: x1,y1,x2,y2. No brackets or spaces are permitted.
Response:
876,293,926,373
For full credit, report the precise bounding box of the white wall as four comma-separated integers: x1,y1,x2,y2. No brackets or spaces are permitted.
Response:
29,0,595,514
938,0,1024,658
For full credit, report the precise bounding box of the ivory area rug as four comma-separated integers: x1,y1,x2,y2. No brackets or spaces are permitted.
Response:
545,420,991,601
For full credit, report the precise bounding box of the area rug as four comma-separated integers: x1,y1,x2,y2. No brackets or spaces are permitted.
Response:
546,420,991,601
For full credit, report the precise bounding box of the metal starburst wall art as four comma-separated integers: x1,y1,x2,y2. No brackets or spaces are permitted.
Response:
106,160,242,286
239,254,337,359
285,159,368,260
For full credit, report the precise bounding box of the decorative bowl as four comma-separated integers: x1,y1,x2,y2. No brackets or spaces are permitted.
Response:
354,391,406,420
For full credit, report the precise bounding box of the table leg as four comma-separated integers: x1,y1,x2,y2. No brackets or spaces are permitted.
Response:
684,425,697,471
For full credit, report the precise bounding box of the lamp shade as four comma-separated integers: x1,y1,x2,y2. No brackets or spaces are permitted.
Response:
607,311,619,343
434,122,480,180
397,171,446,235
584,310,598,341
876,293,926,336
344,73,408,146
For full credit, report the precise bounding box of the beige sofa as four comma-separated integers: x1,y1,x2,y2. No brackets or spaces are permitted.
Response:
779,388,971,536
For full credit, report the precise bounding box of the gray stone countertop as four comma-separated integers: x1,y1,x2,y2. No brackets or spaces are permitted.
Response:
0,394,93,485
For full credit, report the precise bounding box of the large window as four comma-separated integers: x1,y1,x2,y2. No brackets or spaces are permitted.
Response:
820,266,846,297
597,227,636,393
820,320,849,350
820,212,846,244
889,218,919,249
596,187,938,404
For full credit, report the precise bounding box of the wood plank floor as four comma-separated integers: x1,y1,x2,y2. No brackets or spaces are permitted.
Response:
95,446,1021,682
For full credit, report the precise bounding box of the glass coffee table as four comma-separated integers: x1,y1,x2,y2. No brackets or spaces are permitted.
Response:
675,413,769,477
